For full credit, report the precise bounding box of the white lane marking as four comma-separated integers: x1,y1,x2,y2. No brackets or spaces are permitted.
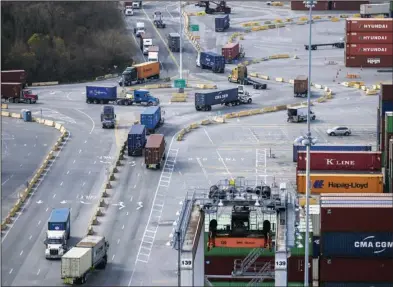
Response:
73,160,76,164
37,269,40,275
196,158,212,185
2,174,14,186
248,127,259,143
37,220,41,226
28,152,31,156
165,2,176,19
20,164,23,167
94,161,96,164
112,255,115,261
9,269,13,274
20,250,23,256
178,171,182,175
84,140,87,144
66,92,72,100
66,170,70,175
122,225,125,230
203,128,214,145
117,239,120,244
133,184,137,188
46,207,49,212
88,171,91,175
53,194,56,198
79,149,82,154
60,182,63,186
29,235,32,240
75,109,95,134
130,196,133,202
34,144,36,147
216,150,232,179
126,212,129,216
82,182,86,187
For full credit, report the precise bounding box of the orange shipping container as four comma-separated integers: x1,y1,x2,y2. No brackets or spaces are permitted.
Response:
133,62,160,80
297,173,383,194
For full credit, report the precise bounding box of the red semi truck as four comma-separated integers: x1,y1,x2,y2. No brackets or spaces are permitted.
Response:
1,82,38,104
1,70,28,88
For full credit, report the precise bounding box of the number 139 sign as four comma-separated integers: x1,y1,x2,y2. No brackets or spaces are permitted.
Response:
275,259,287,270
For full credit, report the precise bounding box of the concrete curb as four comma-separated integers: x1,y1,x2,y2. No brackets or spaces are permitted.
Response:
95,73,119,81
1,113,69,232
31,81,59,87
1,103,9,109
86,140,127,236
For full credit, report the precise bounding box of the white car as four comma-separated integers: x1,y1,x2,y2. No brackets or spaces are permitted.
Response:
125,8,134,16
327,126,352,136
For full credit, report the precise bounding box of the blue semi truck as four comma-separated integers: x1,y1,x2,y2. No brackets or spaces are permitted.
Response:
196,51,225,73
140,106,164,134
45,208,71,259
125,89,159,106
128,124,147,156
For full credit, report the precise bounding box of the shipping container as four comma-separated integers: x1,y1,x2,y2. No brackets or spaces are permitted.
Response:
296,173,384,194
75,235,107,266
381,83,393,101
346,43,393,56
215,14,230,32
346,32,393,44
320,205,393,232
331,1,369,11
384,133,393,168
378,108,381,149
199,51,225,73
168,33,180,52
1,70,27,86
205,256,312,282
86,86,117,103
321,283,393,287
345,55,393,68
321,232,393,258
291,1,329,10
360,3,391,17
346,18,393,32
48,208,71,233
297,151,382,171
127,124,147,156
312,236,320,258
140,106,161,132
144,134,165,169
311,213,320,236
293,144,372,162
61,247,92,279
320,258,393,282
221,43,240,63
133,62,160,79
195,88,239,111
312,258,319,281
1,82,23,99
294,75,308,97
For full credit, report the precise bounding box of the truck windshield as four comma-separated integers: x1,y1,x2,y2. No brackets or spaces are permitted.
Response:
47,238,63,244
103,114,113,120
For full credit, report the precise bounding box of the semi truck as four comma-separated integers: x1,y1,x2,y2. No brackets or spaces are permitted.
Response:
1,82,38,104
294,75,308,97
132,1,142,9
195,87,252,111
153,11,166,28
168,33,180,52
140,106,163,134
1,70,28,87
45,208,71,259
140,33,153,55
125,89,159,106
360,3,390,18
222,42,244,64
128,124,147,156
134,22,145,37
119,62,160,86
101,105,116,129
148,46,159,62
196,51,225,73
215,14,230,32
287,106,316,123
228,65,267,90
145,134,166,169
61,235,109,285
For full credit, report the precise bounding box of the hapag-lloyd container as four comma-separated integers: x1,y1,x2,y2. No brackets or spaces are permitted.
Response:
297,151,382,171
346,18,393,32
346,44,393,56
320,232,393,258
346,32,393,44
345,55,393,68
320,205,393,232
296,172,384,194
319,258,393,282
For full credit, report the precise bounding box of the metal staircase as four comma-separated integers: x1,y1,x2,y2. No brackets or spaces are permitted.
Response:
232,247,266,276
247,262,274,286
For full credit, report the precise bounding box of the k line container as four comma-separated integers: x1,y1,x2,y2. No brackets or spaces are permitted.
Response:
345,55,393,68
321,232,393,258
346,32,393,44
296,173,384,194
346,18,393,32
346,44,393,56
320,205,393,232
297,151,382,171
319,257,393,282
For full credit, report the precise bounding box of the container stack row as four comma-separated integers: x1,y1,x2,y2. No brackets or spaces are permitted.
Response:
345,18,393,67
290,0,369,11
315,193,393,286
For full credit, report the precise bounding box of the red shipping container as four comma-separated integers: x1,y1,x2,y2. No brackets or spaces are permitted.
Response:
345,55,393,68
331,1,369,11
381,84,393,101
346,44,393,56
320,206,393,232
221,42,240,61
346,18,393,32
320,258,393,282
297,151,382,171
1,70,27,84
346,32,393,44
291,0,328,11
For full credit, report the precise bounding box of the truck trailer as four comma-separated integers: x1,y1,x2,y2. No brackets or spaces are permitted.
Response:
228,65,266,90
140,106,163,134
45,208,71,259
119,62,160,86
168,33,180,52
195,87,252,111
1,70,28,87
86,85,117,104
215,14,230,32
196,51,225,73
61,235,109,285
1,82,38,104
101,105,116,129
128,124,147,156
148,46,159,62
140,33,153,55
145,134,166,169
360,3,390,18
294,75,308,97
134,22,145,37
287,106,316,123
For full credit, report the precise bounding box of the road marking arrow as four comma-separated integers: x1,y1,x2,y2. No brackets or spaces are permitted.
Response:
137,202,143,210
80,201,91,205
36,200,43,204
112,202,126,210
60,200,67,204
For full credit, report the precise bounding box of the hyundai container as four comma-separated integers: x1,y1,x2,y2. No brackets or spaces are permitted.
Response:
215,14,230,32
321,283,393,287
86,86,117,104
321,205,393,232
197,51,225,73
292,144,372,162
296,172,384,194
331,1,369,11
221,43,240,63
127,124,147,156
312,236,320,258
346,32,393,44
1,70,27,87
345,55,393,68
140,106,162,133
144,134,165,169
321,232,393,258
346,18,393,32
346,43,393,56
195,88,239,111
297,151,382,171
384,133,393,168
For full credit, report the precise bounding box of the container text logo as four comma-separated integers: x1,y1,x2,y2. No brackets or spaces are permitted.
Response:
362,24,389,29
354,236,393,254
215,93,228,100
367,58,381,64
313,180,324,189
360,36,388,41
325,159,355,166
328,182,368,189
360,48,388,52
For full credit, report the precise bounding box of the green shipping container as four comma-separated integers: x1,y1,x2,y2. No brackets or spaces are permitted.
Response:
385,112,393,133
211,282,305,287
390,1,393,12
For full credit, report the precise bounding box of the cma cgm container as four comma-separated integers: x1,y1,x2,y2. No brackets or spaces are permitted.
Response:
346,18,393,32
319,258,393,282
292,144,372,162
320,283,393,287
331,1,369,11
321,232,393,258
195,88,239,111
346,32,393,44
222,43,240,63
346,44,393,56
296,173,384,194
320,205,393,232
297,151,382,171
345,55,393,68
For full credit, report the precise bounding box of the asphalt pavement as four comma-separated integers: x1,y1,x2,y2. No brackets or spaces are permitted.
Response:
1,118,59,221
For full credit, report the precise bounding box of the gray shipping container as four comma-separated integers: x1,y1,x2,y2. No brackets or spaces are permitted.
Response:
195,88,238,111
76,236,106,266
168,33,180,52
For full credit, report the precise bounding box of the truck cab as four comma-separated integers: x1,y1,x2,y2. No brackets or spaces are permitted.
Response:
132,1,142,8
129,89,159,106
287,106,316,123
45,230,68,259
142,37,153,55
125,6,134,15
237,85,252,104
148,52,159,62
21,89,38,103
153,11,166,28
134,22,145,37
101,105,116,128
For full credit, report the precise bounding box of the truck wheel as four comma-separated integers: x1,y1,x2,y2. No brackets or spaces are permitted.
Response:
247,98,252,104
148,101,153,106
124,101,129,106
27,99,32,104
94,100,98,104
100,100,104,104
157,163,161,169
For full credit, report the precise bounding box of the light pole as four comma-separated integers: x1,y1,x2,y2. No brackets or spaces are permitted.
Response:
303,0,316,286
179,0,184,93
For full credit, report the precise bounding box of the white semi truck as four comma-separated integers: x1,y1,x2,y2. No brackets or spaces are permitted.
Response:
287,105,316,123
45,208,71,259
61,235,109,284
148,46,159,62
134,22,145,37
360,3,390,18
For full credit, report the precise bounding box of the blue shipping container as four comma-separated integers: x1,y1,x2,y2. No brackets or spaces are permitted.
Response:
128,124,147,156
200,52,225,72
86,86,117,100
380,101,393,117
48,208,70,231
215,15,229,31
321,232,393,258
321,283,393,287
312,236,320,258
140,106,161,130
292,144,372,162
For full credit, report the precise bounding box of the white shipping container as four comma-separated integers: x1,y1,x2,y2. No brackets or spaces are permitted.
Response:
61,247,92,279
360,3,390,16
312,258,319,281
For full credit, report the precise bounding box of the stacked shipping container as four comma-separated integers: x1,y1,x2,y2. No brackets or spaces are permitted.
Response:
291,1,369,11
345,18,393,67
318,194,393,286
